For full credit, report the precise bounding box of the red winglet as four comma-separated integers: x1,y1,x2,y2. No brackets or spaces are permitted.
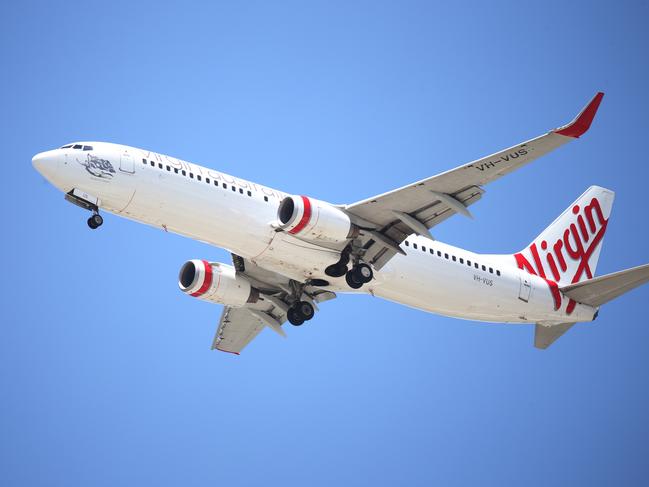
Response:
555,92,604,138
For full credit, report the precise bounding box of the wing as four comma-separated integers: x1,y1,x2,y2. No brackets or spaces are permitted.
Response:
212,306,267,354
211,254,337,354
345,92,604,269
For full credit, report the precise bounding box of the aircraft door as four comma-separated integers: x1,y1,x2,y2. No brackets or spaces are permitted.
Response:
120,151,135,173
518,275,531,302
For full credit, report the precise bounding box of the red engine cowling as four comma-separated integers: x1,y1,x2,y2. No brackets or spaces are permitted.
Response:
277,195,356,244
178,260,259,306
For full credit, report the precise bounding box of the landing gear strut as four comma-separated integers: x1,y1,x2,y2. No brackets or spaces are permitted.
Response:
87,212,103,230
287,300,315,326
345,263,373,289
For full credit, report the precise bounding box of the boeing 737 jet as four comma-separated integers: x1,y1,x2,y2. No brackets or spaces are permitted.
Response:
33,92,649,352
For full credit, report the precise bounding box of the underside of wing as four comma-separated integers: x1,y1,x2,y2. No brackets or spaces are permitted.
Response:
344,93,604,270
212,307,267,354
211,254,337,354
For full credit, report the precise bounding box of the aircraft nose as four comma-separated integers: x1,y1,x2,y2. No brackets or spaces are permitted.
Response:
32,151,47,171
32,150,59,176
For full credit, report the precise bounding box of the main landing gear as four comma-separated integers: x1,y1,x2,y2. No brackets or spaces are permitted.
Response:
324,244,374,290
87,212,103,230
345,263,373,289
287,300,315,326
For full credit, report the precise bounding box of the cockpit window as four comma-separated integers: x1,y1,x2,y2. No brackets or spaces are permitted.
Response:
62,144,94,150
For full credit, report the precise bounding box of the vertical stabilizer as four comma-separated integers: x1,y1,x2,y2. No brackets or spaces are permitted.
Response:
514,186,615,286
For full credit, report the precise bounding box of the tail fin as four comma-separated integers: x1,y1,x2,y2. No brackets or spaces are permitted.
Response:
514,186,615,286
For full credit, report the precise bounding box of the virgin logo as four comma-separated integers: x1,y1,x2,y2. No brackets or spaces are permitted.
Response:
514,197,608,314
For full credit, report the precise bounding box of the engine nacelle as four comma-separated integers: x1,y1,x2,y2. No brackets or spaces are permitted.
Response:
178,260,259,307
277,195,356,244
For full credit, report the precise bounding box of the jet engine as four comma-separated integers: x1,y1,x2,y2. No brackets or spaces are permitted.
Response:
277,195,357,244
178,260,259,306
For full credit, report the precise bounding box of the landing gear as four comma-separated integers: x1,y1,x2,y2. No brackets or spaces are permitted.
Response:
287,300,315,326
325,245,351,278
87,213,103,230
345,263,373,289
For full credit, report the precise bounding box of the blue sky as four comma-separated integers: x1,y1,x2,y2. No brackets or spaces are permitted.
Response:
2,1,649,485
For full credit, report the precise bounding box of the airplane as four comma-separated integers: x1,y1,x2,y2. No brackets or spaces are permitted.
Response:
32,92,649,353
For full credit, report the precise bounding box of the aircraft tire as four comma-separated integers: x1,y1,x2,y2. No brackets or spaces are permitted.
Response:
287,307,305,326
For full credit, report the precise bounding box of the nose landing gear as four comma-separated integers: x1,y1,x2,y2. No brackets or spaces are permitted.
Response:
87,212,103,230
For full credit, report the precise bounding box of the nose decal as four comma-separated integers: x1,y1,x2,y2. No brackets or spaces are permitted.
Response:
78,154,116,179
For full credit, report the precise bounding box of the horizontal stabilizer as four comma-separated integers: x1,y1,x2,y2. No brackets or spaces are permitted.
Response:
534,322,575,349
560,263,649,307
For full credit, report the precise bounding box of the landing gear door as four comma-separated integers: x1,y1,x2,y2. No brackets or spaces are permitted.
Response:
120,151,134,173
518,275,532,302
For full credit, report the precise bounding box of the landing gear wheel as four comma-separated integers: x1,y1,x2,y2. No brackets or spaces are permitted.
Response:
296,301,315,321
287,301,315,325
87,213,103,230
345,270,363,289
352,263,373,284
91,214,103,227
287,307,305,326
325,262,348,278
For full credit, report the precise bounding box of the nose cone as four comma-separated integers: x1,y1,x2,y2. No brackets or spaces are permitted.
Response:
32,150,60,178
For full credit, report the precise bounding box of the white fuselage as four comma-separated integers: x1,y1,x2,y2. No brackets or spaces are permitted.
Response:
33,142,597,325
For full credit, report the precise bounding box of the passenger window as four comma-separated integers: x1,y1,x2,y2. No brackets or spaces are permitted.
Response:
223,183,227,189
197,175,202,181
206,178,210,184
445,253,449,259
142,158,147,164
496,270,501,276
214,180,218,186
475,263,479,269
239,188,244,194
232,186,236,192
422,246,426,252
482,265,486,271
247,190,252,197
166,166,171,171
182,170,186,176
158,163,163,169
429,248,434,254
452,256,456,262
264,196,268,202
467,260,471,266
437,251,441,257
489,267,494,274
190,173,194,179
405,241,410,247
413,243,418,250
460,258,464,264
174,168,179,174
150,161,154,167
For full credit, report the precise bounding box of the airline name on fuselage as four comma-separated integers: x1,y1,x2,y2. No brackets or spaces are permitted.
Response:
136,149,287,201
